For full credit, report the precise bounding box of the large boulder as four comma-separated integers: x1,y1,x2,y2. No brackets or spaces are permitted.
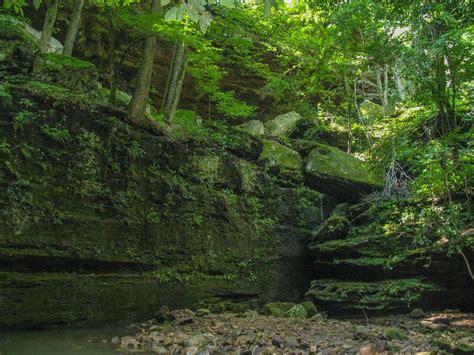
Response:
259,140,303,182
0,15,39,74
310,214,350,242
265,111,302,137
33,53,99,93
238,120,265,136
304,143,382,201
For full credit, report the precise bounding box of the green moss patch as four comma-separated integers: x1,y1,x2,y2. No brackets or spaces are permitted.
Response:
305,278,440,312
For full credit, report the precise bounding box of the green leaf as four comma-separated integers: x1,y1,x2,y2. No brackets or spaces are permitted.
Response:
189,0,205,12
220,0,234,8
161,0,171,6
188,9,199,23
164,7,178,21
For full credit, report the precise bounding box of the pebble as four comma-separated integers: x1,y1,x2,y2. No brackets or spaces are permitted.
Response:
114,309,474,354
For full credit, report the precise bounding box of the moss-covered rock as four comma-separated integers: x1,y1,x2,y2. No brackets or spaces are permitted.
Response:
32,53,98,93
305,278,440,312
284,304,308,319
311,214,350,242
299,301,318,317
305,143,382,201
265,111,302,137
259,140,303,182
238,120,265,136
0,82,322,329
0,15,39,74
261,302,295,317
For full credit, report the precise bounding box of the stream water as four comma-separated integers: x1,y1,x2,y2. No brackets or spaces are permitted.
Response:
0,328,124,355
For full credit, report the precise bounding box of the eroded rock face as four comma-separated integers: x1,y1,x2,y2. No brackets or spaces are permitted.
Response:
304,143,383,201
0,83,324,330
305,201,474,314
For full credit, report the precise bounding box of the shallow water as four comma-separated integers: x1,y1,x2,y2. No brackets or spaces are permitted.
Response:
0,328,123,355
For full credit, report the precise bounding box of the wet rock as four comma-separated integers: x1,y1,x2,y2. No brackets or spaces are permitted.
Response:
110,336,120,345
120,336,140,351
155,305,175,323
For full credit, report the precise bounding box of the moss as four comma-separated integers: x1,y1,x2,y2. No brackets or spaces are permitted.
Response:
300,301,318,317
0,15,37,43
306,143,382,186
0,81,323,329
312,235,371,253
41,53,96,69
259,140,303,181
285,304,308,319
261,302,295,316
305,278,440,311
311,214,350,242
172,109,200,131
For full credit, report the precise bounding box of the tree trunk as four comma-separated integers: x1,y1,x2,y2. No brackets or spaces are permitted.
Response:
63,0,85,56
394,62,406,101
169,54,188,122
38,0,59,53
344,73,352,154
127,0,161,124
105,8,118,106
382,65,389,113
375,65,388,115
432,53,453,135
162,41,185,120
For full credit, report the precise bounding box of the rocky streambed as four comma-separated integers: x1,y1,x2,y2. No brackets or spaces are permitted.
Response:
111,308,474,354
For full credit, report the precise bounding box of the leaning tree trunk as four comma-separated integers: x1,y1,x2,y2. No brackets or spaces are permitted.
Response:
127,0,160,124
63,0,85,56
168,53,188,122
162,41,185,120
38,0,59,53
